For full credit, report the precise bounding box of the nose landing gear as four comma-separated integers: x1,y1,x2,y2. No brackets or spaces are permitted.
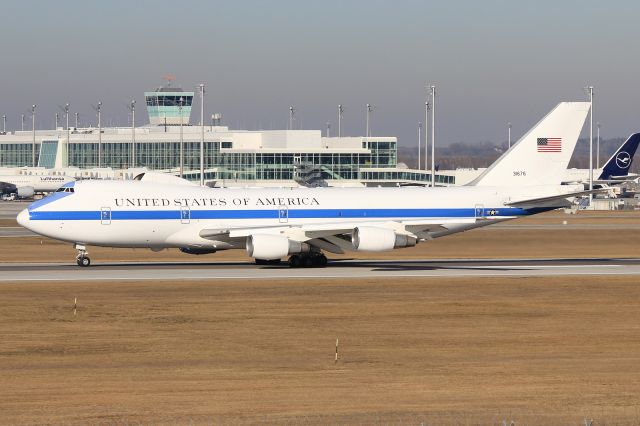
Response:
75,243,91,267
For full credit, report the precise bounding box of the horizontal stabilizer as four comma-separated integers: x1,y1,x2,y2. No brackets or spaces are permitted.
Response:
506,188,609,208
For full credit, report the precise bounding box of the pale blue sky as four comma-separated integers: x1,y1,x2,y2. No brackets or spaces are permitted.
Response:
1,0,638,146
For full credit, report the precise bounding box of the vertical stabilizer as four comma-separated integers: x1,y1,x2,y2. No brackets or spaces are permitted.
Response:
598,133,640,179
470,102,590,186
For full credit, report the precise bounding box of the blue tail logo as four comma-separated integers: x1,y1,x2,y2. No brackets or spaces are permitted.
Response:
599,133,640,179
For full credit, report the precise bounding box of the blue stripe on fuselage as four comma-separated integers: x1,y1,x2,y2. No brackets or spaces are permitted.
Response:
28,207,538,221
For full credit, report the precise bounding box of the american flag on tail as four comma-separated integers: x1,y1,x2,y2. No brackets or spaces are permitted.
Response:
537,137,562,152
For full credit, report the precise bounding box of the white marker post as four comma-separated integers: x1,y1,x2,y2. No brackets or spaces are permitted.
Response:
335,338,339,363
73,297,77,316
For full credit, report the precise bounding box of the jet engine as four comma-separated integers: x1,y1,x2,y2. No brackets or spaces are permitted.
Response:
16,186,35,199
246,234,310,260
351,226,417,252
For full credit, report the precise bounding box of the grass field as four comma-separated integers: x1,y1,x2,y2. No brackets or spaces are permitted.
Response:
2,276,640,424
1,210,639,424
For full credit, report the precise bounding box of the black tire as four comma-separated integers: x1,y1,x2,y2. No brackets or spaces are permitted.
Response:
267,259,282,265
255,259,267,265
318,254,328,267
302,256,314,268
78,257,90,267
288,255,301,268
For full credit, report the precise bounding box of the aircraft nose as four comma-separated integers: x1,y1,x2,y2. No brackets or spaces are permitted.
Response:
17,208,30,228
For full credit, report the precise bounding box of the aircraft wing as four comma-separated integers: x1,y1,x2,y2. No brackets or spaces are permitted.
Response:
198,218,477,253
506,188,609,208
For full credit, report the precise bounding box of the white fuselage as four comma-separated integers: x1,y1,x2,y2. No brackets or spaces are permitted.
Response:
17,180,574,250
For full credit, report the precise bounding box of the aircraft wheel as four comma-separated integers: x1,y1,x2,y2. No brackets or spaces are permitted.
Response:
255,259,267,265
77,256,91,267
267,259,282,265
288,255,301,268
317,254,328,267
302,256,314,268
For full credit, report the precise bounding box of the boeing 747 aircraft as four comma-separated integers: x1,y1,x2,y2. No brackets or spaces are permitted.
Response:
18,102,598,267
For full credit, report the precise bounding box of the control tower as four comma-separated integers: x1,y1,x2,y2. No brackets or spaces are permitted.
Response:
144,76,194,126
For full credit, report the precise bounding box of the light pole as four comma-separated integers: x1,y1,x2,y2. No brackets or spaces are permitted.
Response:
130,99,136,168
289,106,295,130
586,86,593,204
338,104,344,137
418,122,422,170
74,112,79,129
97,101,102,168
31,105,36,167
55,113,59,130
326,121,331,137
508,122,512,149
21,114,25,132
596,122,601,168
199,83,205,186
366,103,373,139
65,103,70,167
179,97,184,178
2,114,6,134
425,101,429,176
430,85,436,187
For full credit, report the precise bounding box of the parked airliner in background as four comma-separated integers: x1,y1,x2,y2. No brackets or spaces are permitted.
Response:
0,174,75,198
18,102,601,268
563,133,640,186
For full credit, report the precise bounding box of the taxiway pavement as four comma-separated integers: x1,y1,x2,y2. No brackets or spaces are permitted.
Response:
0,257,638,281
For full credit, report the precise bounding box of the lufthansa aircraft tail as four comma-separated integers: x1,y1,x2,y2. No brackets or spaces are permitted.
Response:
598,133,640,180
470,102,590,187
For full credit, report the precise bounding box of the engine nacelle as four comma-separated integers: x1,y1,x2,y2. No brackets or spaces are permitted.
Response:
179,247,217,255
246,234,310,260
351,226,417,252
16,186,35,198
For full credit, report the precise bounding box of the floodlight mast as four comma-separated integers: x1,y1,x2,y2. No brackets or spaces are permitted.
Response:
179,97,184,178
131,99,136,168
586,86,593,205
418,122,422,170
2,114,6,134
199,84,205,186
289,106,295,130
425,101,429,175
97,102,102,168
338,104,344,137
430,85,436,187
65,103,70,167
31,105,36,167
508,122,512,148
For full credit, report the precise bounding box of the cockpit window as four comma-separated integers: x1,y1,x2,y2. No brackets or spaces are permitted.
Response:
56,187,74,193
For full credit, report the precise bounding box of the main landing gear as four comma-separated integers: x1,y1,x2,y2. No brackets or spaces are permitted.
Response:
288,252,328,268
75,244,91,267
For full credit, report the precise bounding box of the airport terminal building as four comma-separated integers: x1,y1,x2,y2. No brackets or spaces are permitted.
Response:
0,84,454,187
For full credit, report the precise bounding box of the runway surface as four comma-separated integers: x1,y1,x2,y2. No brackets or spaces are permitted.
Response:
1,257,639,281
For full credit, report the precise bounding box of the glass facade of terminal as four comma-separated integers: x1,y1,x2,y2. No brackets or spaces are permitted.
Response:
62,139,398,181
0,138,451,184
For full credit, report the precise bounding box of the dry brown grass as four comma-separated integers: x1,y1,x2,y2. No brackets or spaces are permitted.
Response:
2,276,640,424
